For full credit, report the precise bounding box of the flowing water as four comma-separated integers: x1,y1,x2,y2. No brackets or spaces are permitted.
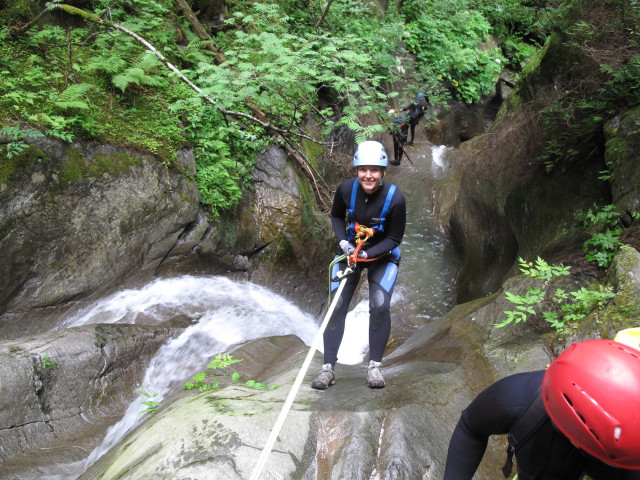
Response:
41,144,461,477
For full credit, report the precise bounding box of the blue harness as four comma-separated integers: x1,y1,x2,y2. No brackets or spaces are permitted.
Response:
346,180,396,242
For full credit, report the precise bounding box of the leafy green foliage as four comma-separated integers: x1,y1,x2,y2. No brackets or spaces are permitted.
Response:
38,353,59,370
0,0,573,214
1,0,410,214
183,354,277,393
201,2,403,135
517,256,571,280
401,0,508,103
183,354,242,391
495,257,615,335
0,126,44,158
577,204,640,268
184,372,219,392
0,11,184,158
139,388,162,415
207,354,243,370
175,103,260,214
538,0,640,171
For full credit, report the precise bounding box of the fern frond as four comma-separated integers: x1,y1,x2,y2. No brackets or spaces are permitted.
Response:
86,54,126,74
137,51,161,70
56,83,94,102
112,74,132,92
186,39,215,51
55,101,90,110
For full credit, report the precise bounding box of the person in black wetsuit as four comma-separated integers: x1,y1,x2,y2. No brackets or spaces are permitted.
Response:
311,140,406,390
388,109,409,165
444,339,640,480
400,92,428,145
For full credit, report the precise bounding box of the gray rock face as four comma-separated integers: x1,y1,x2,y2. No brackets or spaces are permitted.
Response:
0,323,177,475
77,288,554,480
0,137,338,478
0,138,200,338
606,107,640,216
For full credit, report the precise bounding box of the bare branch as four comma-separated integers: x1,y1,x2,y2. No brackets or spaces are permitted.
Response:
48,3,332,206
12,6,50,34
173,0,227,64
314,0,335,30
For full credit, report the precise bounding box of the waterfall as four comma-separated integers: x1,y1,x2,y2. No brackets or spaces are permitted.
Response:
69,275,372,471
431,144,451,173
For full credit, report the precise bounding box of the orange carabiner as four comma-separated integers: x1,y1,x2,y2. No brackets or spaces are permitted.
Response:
348,223,375,264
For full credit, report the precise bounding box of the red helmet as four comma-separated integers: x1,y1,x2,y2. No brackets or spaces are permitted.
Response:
542,339,640,469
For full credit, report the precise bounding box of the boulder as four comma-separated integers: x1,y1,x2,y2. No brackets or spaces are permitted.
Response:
0,323,176,476
0,138,199,338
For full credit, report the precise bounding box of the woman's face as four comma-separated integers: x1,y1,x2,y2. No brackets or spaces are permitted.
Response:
356,165,384,194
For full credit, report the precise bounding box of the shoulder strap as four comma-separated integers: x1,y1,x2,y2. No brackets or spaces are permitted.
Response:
376,184,396,232
502,386,547,478
348,178,358,218
346,179,359,241
347,182,397,239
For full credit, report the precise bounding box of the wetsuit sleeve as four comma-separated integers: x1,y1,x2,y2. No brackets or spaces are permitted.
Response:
443,371,545,480
330,180,351,243
363,189,406,259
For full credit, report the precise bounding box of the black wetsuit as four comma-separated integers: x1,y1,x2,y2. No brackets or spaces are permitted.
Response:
400,101,427,143
444,370,640,480
324,178,406,367
391,115,409,164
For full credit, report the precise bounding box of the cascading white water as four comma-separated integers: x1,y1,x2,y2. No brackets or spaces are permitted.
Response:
46,143,459,476
431,144,452,172
30,144,460,479
72,275,373,472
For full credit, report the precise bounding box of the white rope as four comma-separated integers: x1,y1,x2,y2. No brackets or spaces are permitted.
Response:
248,273,349,480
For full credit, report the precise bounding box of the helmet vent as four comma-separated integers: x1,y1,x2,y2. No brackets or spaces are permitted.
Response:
615,344,639,359
614,426,622,441
562,393,573,406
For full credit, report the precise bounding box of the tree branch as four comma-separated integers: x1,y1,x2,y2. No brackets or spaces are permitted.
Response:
314,0,335,30
48,3,332,208
173,0,227,64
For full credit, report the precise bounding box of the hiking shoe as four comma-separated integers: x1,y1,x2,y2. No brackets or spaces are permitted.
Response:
389,159,401,166
367,360,385,388
311,363,335,390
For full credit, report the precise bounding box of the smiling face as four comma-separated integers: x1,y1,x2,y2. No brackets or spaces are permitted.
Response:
356,165,384,194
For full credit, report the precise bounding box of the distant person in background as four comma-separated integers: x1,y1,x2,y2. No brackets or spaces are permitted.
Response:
443,338,640,480
388,109,409,166
400,92,428,145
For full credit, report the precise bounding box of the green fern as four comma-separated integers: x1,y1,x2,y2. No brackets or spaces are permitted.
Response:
85,54,127,74
112,67,163,92
54,83,94,110
137,51,162,70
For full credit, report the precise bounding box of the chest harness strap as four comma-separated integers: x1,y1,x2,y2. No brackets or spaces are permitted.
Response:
347,180,397,242
502,386,548,478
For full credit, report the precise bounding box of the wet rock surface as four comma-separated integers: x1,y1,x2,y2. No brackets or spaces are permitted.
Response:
0,323,177,477
76,290,553,480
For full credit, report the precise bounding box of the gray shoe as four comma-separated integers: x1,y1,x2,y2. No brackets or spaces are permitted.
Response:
311,363,335,390
367,360,385,388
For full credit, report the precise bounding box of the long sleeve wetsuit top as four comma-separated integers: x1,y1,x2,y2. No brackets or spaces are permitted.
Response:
331,178,406,259
444,370,640,480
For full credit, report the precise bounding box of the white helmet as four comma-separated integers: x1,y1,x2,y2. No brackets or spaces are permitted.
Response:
353,141,388,167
